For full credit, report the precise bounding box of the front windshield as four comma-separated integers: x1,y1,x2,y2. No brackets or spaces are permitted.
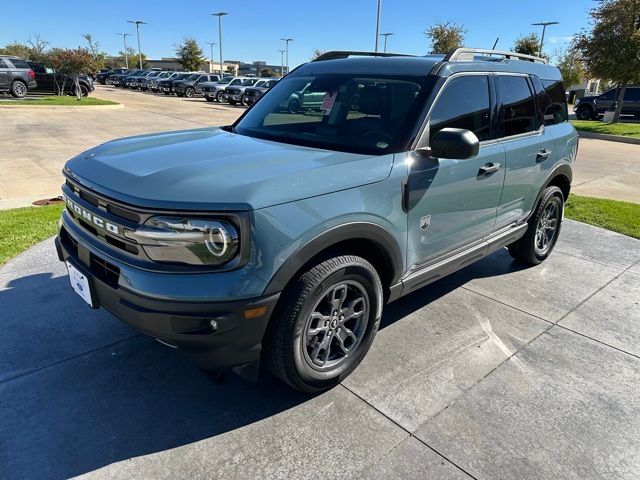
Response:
186,74,200,80
148,71,160,77
234,74,426,155
217,78,231,85
241,79,258,86
254,80,266,88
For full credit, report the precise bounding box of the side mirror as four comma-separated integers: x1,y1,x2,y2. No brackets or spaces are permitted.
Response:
422,128,479,160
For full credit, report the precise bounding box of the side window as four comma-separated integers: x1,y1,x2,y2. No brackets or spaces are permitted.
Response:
429,75,491,141
542,79,568,124
9,58,30,69
498,76,537,137
30,64,46,73
0,59,8,68
600,89,616,101
624,88,640,101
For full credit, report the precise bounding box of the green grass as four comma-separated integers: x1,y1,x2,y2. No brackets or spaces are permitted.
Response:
565,195,640,239
571,120,640,138
0,96,118,106
0,204,64,266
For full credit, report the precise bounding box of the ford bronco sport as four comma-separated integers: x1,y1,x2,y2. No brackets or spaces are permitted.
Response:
56,48,577,392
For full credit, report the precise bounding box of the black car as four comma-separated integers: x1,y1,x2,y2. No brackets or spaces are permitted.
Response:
96,69,115,85
110,69,137,87
157,73,191,95
27,62,95,97
0,56,37,98
574,86,640,120
242,79,279,106
172,73,220,97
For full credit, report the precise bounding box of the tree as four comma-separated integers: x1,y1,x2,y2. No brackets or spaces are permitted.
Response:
572,0,640,123
513,33,541,56
225,65,236,75
260,68,277,77
27,34,49,62
554,48,585,88
425,21,466,54
49,48,95,98
82,33,106,71
311,49,326,60
120,46,148,69
0,42,32,58
175,37,204,71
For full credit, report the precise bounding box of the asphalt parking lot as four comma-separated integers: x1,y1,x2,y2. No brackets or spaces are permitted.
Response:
1,85,640,208
1,219,639,479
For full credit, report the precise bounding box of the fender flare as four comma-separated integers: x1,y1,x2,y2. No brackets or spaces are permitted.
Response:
529,163,572,219
262,222,404,296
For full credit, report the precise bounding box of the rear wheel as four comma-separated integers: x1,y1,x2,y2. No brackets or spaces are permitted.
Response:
266,255,383,392
185,87,195,98
10,80,27,98
288,98,301,113
508,186,564,265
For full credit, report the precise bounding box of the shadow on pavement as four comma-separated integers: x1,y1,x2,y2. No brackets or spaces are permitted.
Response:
0,248,525,479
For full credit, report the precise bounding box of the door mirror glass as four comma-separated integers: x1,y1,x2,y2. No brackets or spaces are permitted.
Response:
427,128,479,160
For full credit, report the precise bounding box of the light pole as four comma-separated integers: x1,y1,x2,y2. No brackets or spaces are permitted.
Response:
126,20,146,69
206,41,216,73
380,32,394,53
212,13,228,78
116,33,132,68
281,38,293,74
277,49,285,77
532,21,559,56
374,0,382,52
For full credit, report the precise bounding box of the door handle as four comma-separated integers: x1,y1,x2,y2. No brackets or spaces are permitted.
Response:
536,149,552,161
478,163,502,175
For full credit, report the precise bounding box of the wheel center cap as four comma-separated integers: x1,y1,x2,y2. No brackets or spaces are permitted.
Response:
330,319,338,329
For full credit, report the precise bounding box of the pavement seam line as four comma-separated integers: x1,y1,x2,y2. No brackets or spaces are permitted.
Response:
0,333,142,385
572,159,640,187
553,324,640,360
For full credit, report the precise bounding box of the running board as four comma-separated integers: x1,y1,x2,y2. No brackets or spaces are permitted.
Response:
390,223,528,300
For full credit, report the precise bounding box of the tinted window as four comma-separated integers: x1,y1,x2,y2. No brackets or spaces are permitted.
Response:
430,75,491,141
600,89,616,101
624,88,640,101
498,76,537,137
9,58,30,68
29,63,46,73
542,79,568,124
0,59,8,69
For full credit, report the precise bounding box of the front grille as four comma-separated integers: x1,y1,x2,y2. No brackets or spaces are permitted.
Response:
90,254,120,289
226,88,240,95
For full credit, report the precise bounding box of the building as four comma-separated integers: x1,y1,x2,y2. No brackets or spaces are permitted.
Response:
567,78,601,102
227,60,284,77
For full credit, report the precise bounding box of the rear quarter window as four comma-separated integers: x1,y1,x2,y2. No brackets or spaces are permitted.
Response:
542,79,568,124
9,58,30,69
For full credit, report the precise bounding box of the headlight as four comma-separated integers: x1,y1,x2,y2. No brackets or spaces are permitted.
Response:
125,216,239,266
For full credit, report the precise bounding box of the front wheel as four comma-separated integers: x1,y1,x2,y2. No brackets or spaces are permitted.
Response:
185,87,195,98
508,186,564,265
266,255,383,392
575,105,593,121
216,91,225,102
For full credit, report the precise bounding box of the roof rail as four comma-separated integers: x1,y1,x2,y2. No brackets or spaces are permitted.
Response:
444,48,548,64
312,51,414,62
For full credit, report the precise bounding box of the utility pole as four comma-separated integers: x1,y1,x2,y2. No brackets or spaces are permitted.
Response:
116,33,132,68
277,49,285,77
212,13,228,78
380,32,394,53
281,38,293,74
206,42,216,73
532,21,559,56
374,0,382,52
126,20,146,69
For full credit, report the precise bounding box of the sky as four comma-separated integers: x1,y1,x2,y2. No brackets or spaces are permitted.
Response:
1,0,594,68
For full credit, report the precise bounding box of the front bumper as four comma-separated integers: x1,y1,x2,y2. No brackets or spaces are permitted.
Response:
55,224,280,378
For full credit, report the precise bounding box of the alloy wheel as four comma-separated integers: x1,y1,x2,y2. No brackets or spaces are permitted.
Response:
534,201,559,256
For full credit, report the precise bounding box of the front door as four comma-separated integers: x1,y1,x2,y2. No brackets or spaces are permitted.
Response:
407,74,505,268
0,59,9,89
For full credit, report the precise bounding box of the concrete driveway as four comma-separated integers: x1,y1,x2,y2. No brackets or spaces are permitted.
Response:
1,219,639,479
1,85,639,209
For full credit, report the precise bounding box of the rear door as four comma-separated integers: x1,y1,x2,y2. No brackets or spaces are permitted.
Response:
407,74,505,266
0,59,10,88
494,74,557,229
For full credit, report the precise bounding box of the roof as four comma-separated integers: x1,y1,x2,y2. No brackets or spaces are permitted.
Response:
295,49,562,81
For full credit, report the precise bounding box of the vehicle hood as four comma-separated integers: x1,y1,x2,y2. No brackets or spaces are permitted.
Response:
65,127,394,211
577,95,599,103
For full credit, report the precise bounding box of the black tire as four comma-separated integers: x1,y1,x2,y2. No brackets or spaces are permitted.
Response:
575,105,593,121
508,186,564,265
228,99,237,105
241,95,249,106
185,87,195,98
10,80,27,98
288,98,301,114
73,84,89,97
216,91,225,102
176,93,184,97
205,97,214,102
266,255,383,392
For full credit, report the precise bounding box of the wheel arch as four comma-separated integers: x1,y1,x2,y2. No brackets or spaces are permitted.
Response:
529,164,572,220
262,222,404,299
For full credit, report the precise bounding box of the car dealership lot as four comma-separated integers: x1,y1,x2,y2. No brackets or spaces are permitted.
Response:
0,219,639,479
1,85,640,209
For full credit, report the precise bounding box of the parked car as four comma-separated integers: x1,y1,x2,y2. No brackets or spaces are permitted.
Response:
157,72,192,95
135,71,163,90
574,86,640,120
0,56,37,98
200,77,233,102
27,62,95,97
107,69,131,86
242,79,279,106
223,77,259,105
125,70,149,88
111,69,137,87
148,71,180,92
285,81,326,113
95,69,111,84
56,48,576,392
172,73,221,97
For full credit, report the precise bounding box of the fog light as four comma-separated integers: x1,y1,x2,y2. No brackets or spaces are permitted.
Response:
244,306,268,319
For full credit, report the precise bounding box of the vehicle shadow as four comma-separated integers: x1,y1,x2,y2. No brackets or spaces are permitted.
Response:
0,248,525,479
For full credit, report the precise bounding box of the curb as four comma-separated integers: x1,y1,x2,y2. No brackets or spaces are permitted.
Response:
0,103,123,110
577,130,640,145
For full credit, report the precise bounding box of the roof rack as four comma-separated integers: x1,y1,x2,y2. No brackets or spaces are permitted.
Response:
444,48,548,64
312,51,415,62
